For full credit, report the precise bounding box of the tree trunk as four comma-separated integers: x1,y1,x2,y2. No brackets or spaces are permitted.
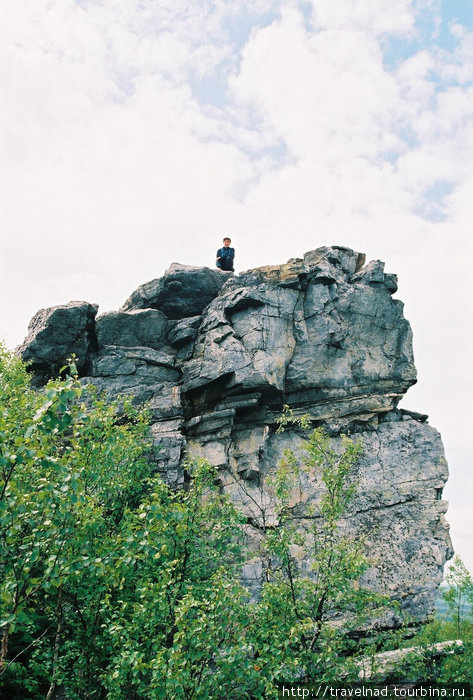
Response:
46,589,63,700
0,623,10,674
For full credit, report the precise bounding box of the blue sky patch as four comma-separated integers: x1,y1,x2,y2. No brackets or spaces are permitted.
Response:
414,179,455,221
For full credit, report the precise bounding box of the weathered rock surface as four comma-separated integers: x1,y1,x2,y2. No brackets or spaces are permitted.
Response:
121,263,229,319
18,246,452,626
17,301,98,385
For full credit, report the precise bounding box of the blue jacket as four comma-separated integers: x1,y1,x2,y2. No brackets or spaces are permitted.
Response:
216,246,235,271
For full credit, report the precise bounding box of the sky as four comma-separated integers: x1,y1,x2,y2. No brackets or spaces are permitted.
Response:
1,0,472,571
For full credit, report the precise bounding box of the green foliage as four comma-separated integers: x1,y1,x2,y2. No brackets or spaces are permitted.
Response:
0,344,152,696
97,458,248,698
403,557,473,686
249,422,380,691
443,556,473,638
275,404,311,433
1,346,253,697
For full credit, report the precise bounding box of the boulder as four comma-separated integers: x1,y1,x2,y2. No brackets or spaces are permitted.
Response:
18,301,98,384
121,263,229,319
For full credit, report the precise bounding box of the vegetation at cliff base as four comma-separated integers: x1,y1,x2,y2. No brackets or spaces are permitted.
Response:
1,345,472,698
405,556,473,686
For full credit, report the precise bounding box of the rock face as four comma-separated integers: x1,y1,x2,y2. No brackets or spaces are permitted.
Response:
18,247,452,625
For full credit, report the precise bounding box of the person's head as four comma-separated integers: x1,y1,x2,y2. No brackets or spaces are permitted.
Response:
223,237,231,247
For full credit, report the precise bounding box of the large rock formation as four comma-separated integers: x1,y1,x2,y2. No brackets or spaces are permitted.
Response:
18,247,452,626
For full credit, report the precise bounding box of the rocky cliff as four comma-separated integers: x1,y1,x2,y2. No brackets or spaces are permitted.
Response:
18,246,452,626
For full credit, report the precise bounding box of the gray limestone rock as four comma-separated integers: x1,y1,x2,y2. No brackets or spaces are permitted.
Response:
121,263,229,319
167,316,201,347
96,309,168,350
17,301,98,384
18,246,452,628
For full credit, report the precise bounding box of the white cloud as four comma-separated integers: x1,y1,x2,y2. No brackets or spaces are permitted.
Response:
230,8,403,165
309,0,415,36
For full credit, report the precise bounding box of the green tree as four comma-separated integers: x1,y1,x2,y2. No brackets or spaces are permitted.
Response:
393,556,473,687
98,459,252,699
443,556,473,639
0,344,151,697
244,421,382,691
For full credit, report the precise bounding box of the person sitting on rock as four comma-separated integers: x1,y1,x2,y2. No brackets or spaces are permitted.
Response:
216,237,235,272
